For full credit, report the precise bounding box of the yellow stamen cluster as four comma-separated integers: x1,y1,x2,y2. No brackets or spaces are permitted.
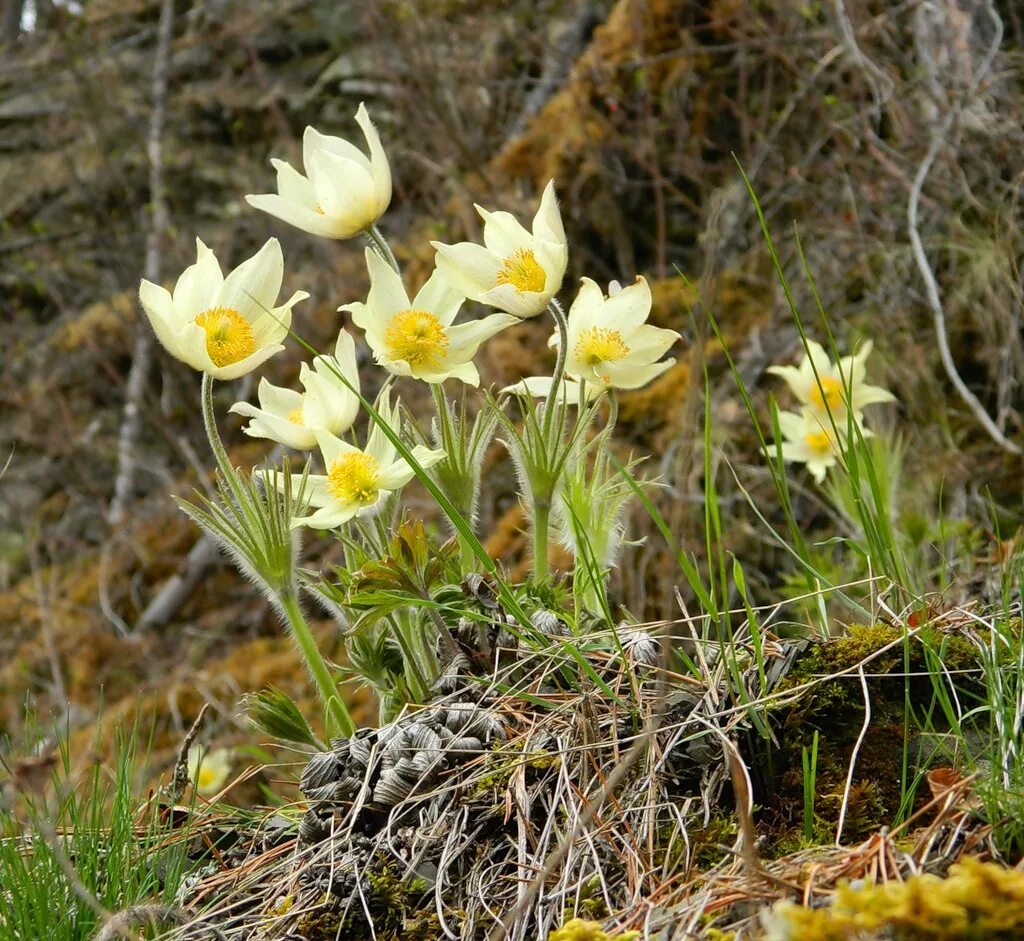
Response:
804,430,834,457
384,309,449,369
287,408,304,425
197,767,219,791
809,376,845,412
327,452,381,506
194,307,256,367
575,327,629,366
495,249,546,294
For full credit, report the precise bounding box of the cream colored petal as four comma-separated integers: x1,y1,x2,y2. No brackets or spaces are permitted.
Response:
411,267,464,327
250,290,307,347
376,458,416,492
268,158,318,209
536,241,568,296
417,361,479,386
308,150,378,235
173,238,223,316
302,366,359,435
594,276,653,332
431,241,501,302
364,247,411,318
253,377,302,416
445,313,519,360
601,358,675,390
209,344,285,381
365,391,400,466
245,194,347,239
354,102,392,215
138,280,182,355
532,179,566,245
620,324,680,363
315,428,361,467
219,238,283,320
174,320,217,373
566,277,608,333
481,283,548,317
236,409,318,450
479,207,534,258
776,409,807,440
294,504,358,530
303,124,370,174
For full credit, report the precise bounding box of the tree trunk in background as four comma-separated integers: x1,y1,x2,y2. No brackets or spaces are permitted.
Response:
2,0,25,43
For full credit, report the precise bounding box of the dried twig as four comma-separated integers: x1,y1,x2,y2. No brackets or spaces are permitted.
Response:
171,703,210,804
906,1,1020,455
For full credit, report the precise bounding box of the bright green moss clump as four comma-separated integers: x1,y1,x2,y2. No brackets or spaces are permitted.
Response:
761,858,1024,940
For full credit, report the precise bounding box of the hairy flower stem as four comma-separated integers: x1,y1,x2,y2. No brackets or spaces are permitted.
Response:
200,373,238,486
532,299,569,582
365,224,400,273
201,374,355,740
279,591,355,738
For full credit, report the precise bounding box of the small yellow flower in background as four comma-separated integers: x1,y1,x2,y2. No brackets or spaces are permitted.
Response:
186,746,233,797
276,390,445,529
776,409,874,483
229,329,361,450
340,248,518,385
431,180,568,318
245,103,391,239
139,237,306,380
767,339,894,421
559,276,680,390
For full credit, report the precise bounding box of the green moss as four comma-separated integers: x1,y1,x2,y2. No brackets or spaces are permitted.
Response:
761,858,1024,940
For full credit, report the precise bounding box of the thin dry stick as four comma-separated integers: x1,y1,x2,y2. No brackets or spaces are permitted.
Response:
835,665,871,844
906,1,1019,455
171,703,210,804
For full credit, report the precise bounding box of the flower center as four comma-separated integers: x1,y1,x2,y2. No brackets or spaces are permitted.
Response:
809,375,845,412
197,767,218,791
193,307,256,367
287,408,304,425
327,452,381,506
804,430,834,458
575,327,630,366
384,309,449,369
495,249,546,294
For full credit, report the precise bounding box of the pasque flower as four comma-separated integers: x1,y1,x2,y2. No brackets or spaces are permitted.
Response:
229,329,361,450
768,340,894,422
431,180,568,318
776,408,875,483
340,248,517,385
282,390,445,530
558,276,679,390
187,746,233,797
138,237,306,380
246,103,391,239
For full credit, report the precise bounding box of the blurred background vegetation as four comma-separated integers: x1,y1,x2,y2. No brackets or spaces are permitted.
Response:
1,0,1022,798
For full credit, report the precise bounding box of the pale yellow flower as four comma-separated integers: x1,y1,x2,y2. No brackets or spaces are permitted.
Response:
340,248,517,385
559,276,679,390
768,340,894,422
229,329,361,450
186,746,232,797
430,180,567,317
245,103,391,239
276,390,444,529
776,409,873,483
139,238,306,380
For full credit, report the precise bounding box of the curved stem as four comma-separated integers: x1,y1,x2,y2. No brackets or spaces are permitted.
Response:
279,591,354,739
366,224,400,274
543,298,569,442
200,373,234,481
